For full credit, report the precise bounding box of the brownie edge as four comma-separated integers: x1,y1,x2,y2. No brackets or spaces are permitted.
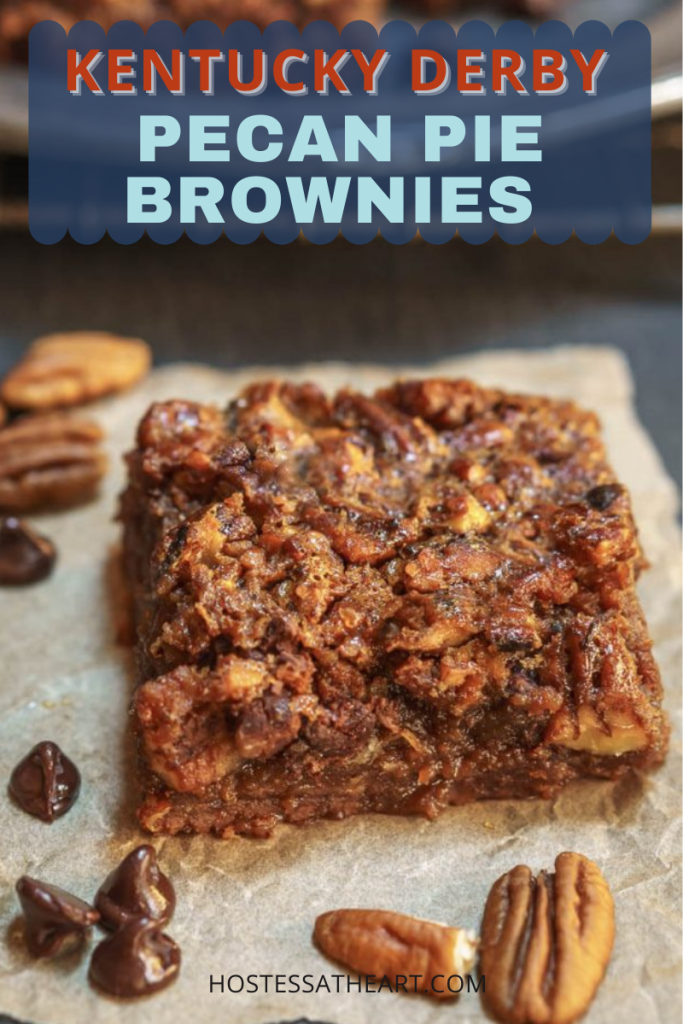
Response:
121,378,668,837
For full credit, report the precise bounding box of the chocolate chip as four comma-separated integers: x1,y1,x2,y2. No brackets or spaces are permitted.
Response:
16,876,99,958
0,517,56,585
9,741,81,822
95,845,175,931
235,693,301,759
586,484,624,511
89,918,181,998
304,699,375,756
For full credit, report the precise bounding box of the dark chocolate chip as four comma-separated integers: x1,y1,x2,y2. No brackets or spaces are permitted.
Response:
9,741,81,822
235,693,302,760
303,699,375,756
0,517,56,585
89,917,181,998
585,484,624,511
95,845,175,931
495,638,537,653
16,876,99,958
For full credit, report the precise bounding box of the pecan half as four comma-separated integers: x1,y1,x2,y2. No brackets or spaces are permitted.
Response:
480,852,615,1024
1,332,151,410
0,413,107,511
314,908,478,999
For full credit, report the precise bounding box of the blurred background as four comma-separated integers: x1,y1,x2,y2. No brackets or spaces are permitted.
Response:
0,0,680,489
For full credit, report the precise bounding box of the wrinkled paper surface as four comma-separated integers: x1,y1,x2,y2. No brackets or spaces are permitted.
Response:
0,347,680,1024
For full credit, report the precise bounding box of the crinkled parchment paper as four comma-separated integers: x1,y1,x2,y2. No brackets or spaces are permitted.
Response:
0,347,680,1024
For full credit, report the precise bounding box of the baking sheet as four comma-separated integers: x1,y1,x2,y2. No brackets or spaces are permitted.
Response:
0,346,680,1024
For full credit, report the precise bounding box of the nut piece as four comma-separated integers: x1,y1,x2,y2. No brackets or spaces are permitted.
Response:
314,908,478,999
547,705,648,756
480,852,615,1024
446,493,491,534
1,333,151,410
0,413,107,511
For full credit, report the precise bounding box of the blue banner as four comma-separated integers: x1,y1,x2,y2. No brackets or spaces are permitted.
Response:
28,19,651,245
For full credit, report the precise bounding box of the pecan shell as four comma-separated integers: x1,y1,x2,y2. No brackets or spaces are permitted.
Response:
480,852,615,1024
314,908,478,999
0,413,107,511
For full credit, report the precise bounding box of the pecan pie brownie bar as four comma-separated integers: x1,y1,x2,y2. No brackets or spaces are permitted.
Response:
121,379,668,837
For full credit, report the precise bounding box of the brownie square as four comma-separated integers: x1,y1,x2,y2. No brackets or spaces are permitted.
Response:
121,378,668,836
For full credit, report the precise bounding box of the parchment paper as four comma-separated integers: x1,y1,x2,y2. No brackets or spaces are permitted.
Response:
0,346,680,1024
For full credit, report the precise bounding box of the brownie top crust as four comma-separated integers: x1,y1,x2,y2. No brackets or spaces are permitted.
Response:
121,379,667,826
